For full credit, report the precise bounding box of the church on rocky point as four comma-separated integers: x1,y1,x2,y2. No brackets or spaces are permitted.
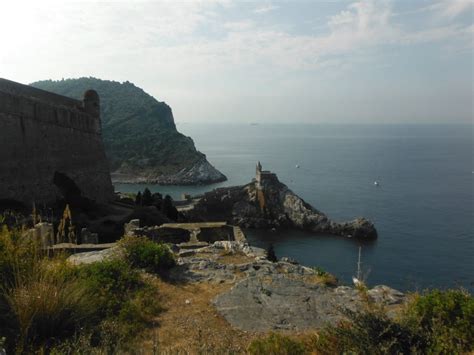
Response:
255,161,278,190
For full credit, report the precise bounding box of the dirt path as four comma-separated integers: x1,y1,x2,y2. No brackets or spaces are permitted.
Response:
141,254,259,354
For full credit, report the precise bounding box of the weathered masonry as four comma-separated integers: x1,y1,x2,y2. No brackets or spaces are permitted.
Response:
0,78,114,205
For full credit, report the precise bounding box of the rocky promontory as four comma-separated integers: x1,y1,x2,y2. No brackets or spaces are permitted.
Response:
185,164,377,239
112,156,226,185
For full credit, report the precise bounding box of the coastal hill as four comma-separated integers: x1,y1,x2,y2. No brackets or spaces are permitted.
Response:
31,78,226,185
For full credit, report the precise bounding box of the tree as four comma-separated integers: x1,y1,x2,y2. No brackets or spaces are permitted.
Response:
151,192,163,210
161,195,178,221
142,188,153,206
135,191,142,205
266,244,277,262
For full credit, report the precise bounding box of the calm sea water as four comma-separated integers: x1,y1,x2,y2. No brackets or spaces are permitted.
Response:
116,123,474,292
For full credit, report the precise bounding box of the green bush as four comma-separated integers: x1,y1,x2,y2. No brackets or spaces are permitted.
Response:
117,286,162,333
313,308,427,355
119,235,175,273
310,290,473,354
0,227,163,352
77,259,142,317
405,289,474,353
248,333,306,355
312,266,327,277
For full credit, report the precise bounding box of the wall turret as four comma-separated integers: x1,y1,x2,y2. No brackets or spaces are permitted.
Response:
83,89,101,133
83,89,100,117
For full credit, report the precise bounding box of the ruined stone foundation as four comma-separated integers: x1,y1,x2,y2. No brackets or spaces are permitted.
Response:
0,78,114,205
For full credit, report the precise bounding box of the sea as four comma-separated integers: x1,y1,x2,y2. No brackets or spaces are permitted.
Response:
116,123,474,293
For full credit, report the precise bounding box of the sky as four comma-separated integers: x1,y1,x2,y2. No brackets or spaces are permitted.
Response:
0,0,473,124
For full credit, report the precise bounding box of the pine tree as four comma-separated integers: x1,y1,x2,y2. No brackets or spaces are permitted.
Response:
142,188,153,206
162,195,178,221
135,191,142,205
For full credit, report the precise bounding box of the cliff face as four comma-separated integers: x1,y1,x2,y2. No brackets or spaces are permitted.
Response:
30,78,226,185
0,78,114,205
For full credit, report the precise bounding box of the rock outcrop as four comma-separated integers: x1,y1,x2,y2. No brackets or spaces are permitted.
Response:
186,167,377,239
213,275,404,331
67,232,401,333
166,240,403,331
112,156,226,185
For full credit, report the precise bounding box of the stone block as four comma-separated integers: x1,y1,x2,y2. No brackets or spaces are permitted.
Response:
81,228,98,244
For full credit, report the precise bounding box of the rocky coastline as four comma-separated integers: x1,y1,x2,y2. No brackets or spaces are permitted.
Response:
111,157,227,185
184,164,377,239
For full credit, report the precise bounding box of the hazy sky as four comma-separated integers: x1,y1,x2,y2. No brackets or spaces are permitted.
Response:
1,0,472,124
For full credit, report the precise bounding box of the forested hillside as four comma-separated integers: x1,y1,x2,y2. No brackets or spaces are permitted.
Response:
31,78,226,184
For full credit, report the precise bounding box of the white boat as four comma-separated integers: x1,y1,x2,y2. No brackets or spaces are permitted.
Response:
374,181,379,186
295,164,300,169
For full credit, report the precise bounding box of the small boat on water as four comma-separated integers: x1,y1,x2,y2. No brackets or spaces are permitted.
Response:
295,164,300,169
374,181,379,187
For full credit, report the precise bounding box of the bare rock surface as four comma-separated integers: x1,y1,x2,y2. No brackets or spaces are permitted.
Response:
113,157,226,185
152,158,227,185
213,275,405,332
165,241,404,332
68,246,121,265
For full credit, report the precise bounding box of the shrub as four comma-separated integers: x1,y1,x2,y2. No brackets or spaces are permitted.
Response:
404,289,474,353
309,290,474,354
248,333,307,355
77,259,142,317
117,286,162,333
311,267,338,287
4,267,97,352
0,227,162,352
266,244,277,262
0,226,40,286
119,235,175,273
312,308,427,354
313,266,327,277
318,273,338,287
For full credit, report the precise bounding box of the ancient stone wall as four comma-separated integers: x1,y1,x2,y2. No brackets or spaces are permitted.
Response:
0,78,114,205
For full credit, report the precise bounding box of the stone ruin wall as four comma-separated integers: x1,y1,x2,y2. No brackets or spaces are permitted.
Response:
0,78,114,205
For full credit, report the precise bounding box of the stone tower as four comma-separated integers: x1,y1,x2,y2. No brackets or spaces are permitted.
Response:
83,89,101,133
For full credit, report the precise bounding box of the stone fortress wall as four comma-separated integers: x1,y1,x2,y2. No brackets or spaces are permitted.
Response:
0,78,114,205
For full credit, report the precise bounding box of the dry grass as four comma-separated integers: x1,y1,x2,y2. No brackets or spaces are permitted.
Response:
281,271,339,288
217,251,255,265
141,278,257,353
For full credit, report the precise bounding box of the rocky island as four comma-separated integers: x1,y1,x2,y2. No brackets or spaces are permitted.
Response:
30,78,226,185
185,162,377,239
